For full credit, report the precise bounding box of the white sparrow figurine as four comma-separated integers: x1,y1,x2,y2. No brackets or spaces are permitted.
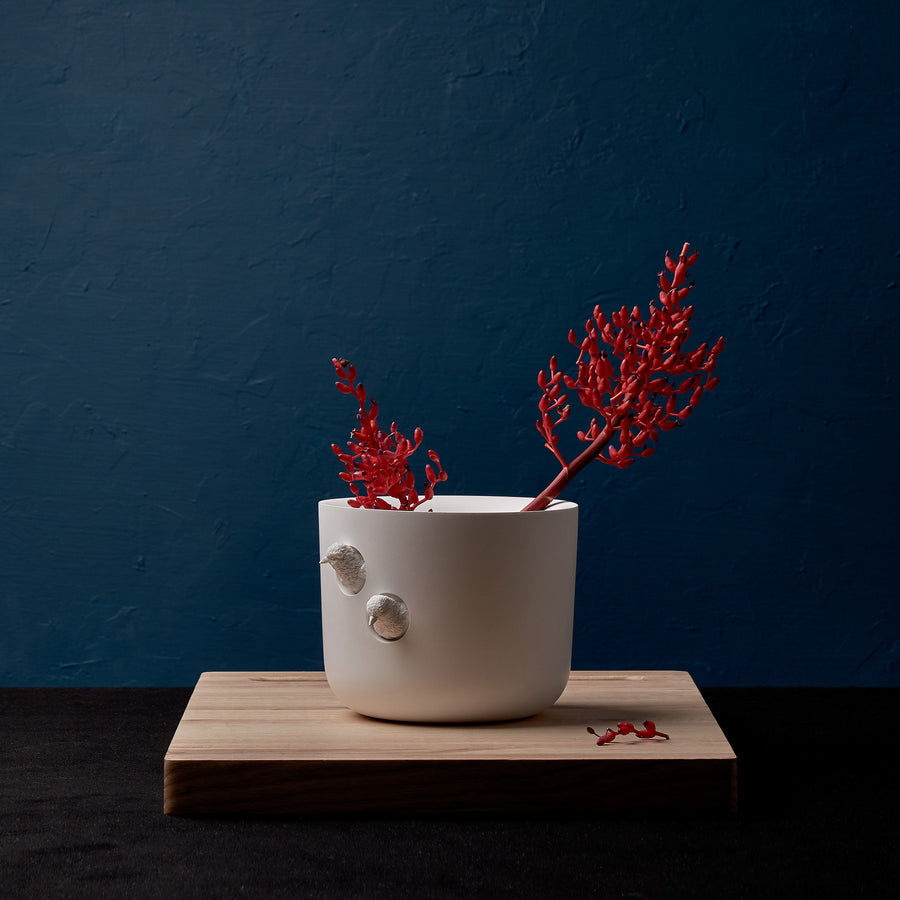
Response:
319,542,366,594
365,593,409,641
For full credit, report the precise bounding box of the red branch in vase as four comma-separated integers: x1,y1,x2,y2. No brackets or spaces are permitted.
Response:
524,243,725,512
331,357,447,510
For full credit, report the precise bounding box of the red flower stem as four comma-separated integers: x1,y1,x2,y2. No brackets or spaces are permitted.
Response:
522,415,621,512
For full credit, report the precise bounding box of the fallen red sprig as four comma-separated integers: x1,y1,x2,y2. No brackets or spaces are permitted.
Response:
635,720,669,740
586,720,670,745
525,243,724,511
331,357,448,510
586,726,618,746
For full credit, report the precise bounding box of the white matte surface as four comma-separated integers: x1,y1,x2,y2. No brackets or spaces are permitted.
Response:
318,496,578,722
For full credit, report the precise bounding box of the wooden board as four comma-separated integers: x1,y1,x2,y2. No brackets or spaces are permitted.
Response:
164,671,736,815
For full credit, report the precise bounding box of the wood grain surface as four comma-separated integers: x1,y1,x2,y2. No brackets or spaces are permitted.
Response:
164,671,736,815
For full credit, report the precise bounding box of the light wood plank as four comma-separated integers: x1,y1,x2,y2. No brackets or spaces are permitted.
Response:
164,671,736,815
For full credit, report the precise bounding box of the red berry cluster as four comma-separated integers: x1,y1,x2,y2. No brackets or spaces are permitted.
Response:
525,243,724,511
587,720,670,746
331,357,447,510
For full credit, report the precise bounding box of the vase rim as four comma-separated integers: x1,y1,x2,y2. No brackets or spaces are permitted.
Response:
319,495,576,514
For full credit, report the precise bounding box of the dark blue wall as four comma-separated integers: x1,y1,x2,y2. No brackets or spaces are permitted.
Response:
1,1,897,686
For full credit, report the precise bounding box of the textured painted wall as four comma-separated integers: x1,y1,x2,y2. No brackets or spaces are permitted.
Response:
1,1,896,686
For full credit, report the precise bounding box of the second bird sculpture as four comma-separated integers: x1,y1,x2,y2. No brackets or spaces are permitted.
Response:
365,593,410,641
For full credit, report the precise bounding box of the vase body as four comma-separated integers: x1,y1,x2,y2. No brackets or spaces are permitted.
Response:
318,495,578,722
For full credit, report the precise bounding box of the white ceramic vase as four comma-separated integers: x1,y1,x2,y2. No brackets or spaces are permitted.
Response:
318,495,578,722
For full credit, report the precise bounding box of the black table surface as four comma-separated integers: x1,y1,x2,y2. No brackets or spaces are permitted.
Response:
1,685,897,899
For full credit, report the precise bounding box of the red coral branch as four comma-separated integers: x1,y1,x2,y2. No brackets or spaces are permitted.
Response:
524,243,724,512
331,358,447,510
587,720,670,745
